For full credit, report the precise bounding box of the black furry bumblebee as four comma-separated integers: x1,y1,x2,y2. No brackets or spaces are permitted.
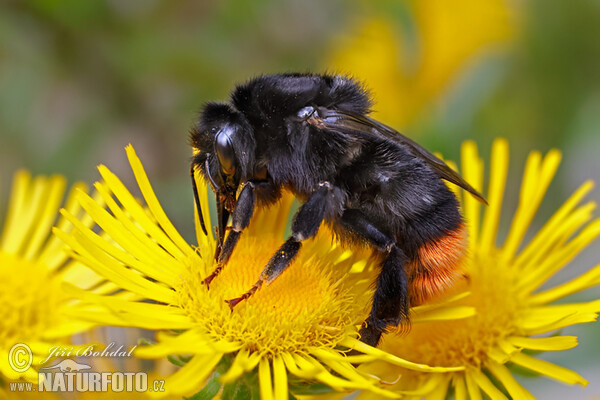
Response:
190,73,486,347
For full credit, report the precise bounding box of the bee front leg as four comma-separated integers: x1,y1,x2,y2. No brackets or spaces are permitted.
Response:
203,180,262,288
226,181,342,308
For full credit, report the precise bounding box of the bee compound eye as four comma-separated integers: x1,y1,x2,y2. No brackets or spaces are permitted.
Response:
215,127,236,176
297,106,316,120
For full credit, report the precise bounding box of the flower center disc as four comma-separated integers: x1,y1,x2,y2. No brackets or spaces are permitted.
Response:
178,237,356,356
381,253,520,368
0,252,61,347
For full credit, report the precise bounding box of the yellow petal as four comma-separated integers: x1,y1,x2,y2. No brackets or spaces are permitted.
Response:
519,307,598,335
158,353,223,397
0,351,38,382
40,319,95,339
54,227,177,304
486,360,535,400
503,150,561,260
426,374,450,400
509,352,588,386
410,291,471,312
1,170,32,254
281,353,319,380
453,375,467,400
469,368,508,400
517,203,597,279
193,170,215,246
487,346,511,364
517,219,600,294
397,374,443,396
529,263,600,305
259,358,275,400
411,305,475,323
96,164,187,261
92,181,184,277
155,330,242,353
126,145,194,257
340,337,464,373
65,303,194,331
465,371,482,400
61,198,178,285
302,355,398,398
220,348,261,383
515,180,595,271
272,355,288,400
56,260,108,291
293,355,354,390
507,336,578,351
23,175,66,260
39,182,97,270
50,182,90,234
480,138,509,253
461,140,484,248
136,329,240,358
63,283,192,328
250,191,295,240
311,348,374,385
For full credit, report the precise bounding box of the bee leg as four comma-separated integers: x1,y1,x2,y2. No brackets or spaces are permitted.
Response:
359,245,409,347
226,181,340,308
339,210,409,347
202,181,259,288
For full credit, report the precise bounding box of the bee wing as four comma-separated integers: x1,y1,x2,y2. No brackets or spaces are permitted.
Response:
311,107,488,205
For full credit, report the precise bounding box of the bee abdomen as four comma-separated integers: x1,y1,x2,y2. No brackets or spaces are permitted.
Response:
406,223,468,306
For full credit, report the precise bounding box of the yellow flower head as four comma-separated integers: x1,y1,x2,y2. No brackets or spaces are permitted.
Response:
57,145,469,399
327,0,514,127
359,139,600,399
0,172,104,382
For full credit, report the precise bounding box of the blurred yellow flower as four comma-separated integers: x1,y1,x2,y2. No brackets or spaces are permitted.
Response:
0,172,106,383
328,0,514,127
2,327,179,399
358,139,600,399
57,145,470,399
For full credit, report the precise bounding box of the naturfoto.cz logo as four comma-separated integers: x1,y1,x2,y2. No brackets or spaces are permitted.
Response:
8,343,165,394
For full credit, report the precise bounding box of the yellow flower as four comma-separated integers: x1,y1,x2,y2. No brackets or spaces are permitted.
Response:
327,0,514,127
359,139,600,399
0,171,105,383
56,145,470,399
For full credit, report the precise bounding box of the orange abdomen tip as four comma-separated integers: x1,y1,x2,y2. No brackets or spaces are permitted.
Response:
407,223,468,306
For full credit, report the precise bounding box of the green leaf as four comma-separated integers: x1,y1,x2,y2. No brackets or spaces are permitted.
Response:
216,354,234,374
221,367,261,400
167,354,190,367
289,381,335,395
186,371,222,400
137,338,156,346
222,380,253,400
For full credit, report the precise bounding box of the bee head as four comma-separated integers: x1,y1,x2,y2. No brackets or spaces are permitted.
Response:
190,102,256,222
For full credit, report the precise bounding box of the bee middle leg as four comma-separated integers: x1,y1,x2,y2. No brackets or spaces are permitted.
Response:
226,181,342,308
340,209,409,347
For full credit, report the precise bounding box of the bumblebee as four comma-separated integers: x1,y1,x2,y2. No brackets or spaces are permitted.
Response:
190,73,486,346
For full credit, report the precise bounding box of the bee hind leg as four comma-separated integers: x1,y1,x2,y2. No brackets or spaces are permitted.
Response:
359,245,409,347
339,209,409,347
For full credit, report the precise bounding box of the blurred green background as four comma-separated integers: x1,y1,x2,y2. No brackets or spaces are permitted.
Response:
1,0,599,397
